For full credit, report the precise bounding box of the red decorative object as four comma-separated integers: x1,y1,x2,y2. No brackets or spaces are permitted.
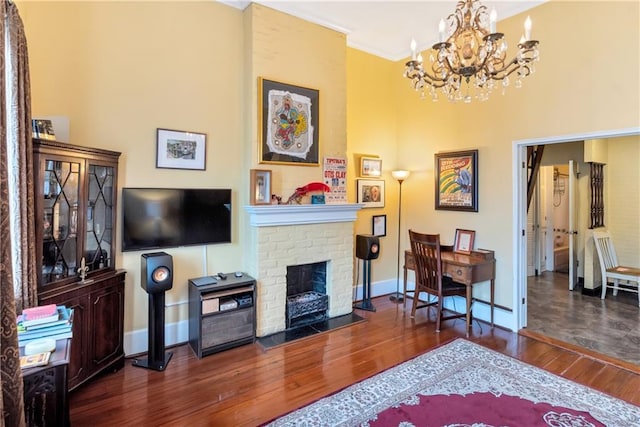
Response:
285,182,331,204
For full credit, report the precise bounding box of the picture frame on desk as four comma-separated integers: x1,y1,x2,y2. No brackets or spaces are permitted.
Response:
454,228,475,254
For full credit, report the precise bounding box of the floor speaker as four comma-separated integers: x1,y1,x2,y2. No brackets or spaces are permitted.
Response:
133,252,173,371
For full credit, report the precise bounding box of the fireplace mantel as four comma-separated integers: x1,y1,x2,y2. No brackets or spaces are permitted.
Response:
245,203,362,227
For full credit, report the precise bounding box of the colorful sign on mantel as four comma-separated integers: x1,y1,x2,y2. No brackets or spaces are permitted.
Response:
323,157,347,204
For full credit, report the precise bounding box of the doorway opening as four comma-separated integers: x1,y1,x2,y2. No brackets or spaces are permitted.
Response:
513,127,640,331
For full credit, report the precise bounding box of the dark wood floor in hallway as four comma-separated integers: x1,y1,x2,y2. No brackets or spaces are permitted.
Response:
69,296,640,426
527,271,640,367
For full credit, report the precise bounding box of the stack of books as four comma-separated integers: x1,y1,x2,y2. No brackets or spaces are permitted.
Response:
17,304,73,347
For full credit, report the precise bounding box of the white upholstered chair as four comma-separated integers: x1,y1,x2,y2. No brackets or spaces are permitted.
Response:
592,231,640,306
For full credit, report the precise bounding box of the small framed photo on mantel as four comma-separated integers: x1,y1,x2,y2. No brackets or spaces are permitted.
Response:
250,169,272,205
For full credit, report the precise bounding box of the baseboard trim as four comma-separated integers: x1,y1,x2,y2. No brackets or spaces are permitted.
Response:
125,319,189,357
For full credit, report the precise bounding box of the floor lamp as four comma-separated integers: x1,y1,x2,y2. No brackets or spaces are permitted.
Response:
390,170,410,303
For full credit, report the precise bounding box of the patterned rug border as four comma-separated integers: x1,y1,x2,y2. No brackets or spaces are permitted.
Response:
265,338,640,426
260,337,459,426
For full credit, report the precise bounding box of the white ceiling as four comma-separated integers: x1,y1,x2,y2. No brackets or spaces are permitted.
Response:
219,0,545,61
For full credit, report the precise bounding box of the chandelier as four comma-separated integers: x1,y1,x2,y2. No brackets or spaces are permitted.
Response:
403,0,540,103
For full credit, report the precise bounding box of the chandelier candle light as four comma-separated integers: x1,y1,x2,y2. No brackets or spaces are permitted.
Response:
403,0,540,103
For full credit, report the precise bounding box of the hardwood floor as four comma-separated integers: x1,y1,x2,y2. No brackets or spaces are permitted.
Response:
70,296,640,426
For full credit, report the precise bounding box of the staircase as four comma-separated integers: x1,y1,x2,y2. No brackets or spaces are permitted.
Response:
526,145,545,211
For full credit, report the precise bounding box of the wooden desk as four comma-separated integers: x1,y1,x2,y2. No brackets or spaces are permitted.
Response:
403,248,496,336
21,338,71,426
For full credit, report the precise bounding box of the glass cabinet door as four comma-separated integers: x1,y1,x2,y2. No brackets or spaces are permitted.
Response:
85,164,115,272
42,159,81,284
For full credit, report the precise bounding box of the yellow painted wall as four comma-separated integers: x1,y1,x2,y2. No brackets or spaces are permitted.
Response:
20,1,246,334
346,48,399,284
392,0,639,307
18,0,640,338
21,1,349,341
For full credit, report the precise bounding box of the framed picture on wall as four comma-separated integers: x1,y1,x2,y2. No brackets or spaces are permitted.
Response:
435,149,478,212
372,214,387,236
156,128,207,170
360,157,382,177
357,179,385,208
259,77,319,166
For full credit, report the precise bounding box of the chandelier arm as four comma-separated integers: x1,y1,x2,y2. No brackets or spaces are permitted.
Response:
489,65,530,81
489,54,536,80
418,70,450,89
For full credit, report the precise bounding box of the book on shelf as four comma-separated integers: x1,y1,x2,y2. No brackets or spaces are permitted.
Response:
19,330,72,347
18,305,61,328
22,304,57,319
18,322,72,339
17,305,72,331
20,351,51,369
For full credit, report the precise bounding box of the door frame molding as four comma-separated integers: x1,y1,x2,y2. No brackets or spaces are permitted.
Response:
512,127,640,331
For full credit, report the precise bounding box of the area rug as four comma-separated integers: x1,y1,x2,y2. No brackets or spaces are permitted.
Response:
265,338,640,426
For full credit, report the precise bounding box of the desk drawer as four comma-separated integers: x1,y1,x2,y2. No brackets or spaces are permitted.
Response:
444,263,472,283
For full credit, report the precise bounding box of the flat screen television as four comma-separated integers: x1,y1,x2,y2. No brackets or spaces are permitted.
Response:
121,188,231,252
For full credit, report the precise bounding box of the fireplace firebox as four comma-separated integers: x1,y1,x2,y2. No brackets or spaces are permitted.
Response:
286,261,328,328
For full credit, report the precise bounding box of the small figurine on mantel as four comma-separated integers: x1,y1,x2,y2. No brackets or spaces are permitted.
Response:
285,182,331,204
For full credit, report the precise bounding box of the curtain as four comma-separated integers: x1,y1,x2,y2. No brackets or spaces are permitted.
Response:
1,0,35,425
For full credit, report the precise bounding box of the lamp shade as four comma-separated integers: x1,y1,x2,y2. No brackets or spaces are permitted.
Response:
391,170,410,182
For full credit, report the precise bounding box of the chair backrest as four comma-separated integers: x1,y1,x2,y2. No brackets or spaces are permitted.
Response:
592,231,620,271
409,230,442,295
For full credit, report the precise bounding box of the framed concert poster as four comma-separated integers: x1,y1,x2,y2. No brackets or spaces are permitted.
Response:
435,149,478,212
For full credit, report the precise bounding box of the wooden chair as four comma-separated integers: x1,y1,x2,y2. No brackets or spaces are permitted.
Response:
592,231,640,306
408,230,469,332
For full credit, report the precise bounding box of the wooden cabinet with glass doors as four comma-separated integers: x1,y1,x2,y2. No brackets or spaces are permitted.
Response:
33,138,125,390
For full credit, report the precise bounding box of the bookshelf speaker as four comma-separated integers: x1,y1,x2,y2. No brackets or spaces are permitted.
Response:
355,234,380,260
141,252,173,294
134,252,174,371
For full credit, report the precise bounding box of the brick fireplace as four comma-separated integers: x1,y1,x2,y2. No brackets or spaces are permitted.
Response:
245,204,362,337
